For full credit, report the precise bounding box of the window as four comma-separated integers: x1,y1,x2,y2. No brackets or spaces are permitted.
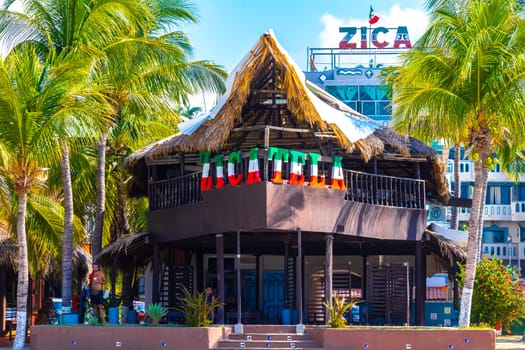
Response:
378,101,391,115
520,227,525,242
362,101,376,115
326,85,392,119
460,184,472,199
517,185,525,201
459,163,470,173
482,228,506,243
486,186,511,204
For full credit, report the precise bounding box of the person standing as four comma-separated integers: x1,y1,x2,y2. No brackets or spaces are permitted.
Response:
89,263,107,323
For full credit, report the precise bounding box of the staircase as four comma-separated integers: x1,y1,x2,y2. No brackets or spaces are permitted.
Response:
211,325,324,350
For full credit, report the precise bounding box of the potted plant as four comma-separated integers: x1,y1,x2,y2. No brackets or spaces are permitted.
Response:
145,303,168,325
176,287,219,327
323,292,359,328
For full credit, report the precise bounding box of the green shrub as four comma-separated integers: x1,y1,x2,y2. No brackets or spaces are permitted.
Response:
323,292,359,328
146,303,168,325
458,258,525,330
176,287,219,327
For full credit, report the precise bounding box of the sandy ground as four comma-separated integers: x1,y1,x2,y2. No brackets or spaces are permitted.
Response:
496,336,525,350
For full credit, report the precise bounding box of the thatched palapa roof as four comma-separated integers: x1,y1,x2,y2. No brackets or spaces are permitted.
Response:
96,232,151,270
124,30,450,204
0,225,91,277
425,224,467,266
0,227,17,269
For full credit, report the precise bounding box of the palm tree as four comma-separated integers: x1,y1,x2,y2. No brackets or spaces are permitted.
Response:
175,105,203,120
0,0,225,324
89,0,226,261
0,0,161,313
385,0,525,327
0,41,103,349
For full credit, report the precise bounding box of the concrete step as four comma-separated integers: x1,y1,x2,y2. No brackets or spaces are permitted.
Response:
228,334,311,341
210,325,323,350
242,325,299,333
216,339,322,348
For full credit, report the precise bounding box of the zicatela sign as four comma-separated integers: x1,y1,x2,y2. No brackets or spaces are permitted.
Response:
338,26,412,49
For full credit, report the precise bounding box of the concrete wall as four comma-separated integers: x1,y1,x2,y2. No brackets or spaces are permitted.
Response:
308,327,495,350
31,325,230,350
32,325,495,350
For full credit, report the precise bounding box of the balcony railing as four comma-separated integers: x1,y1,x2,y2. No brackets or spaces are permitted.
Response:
149,172,202,211
457,202,525,221
149,149,426,211
344,170,425,209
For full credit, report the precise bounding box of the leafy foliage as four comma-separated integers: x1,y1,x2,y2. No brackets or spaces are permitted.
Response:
323,293,359,328
383,0,525,327
176,287,219,327
458,258,525,330
146,303,168,325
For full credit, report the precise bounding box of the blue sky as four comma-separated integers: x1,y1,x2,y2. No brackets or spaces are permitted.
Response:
186,0,429,73
185,1,430,111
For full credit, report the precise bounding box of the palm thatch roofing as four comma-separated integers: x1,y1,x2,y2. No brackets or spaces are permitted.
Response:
0,228,17,269
124,30,450,204
0,227,91,277
424,226,467,266
95,232,151,270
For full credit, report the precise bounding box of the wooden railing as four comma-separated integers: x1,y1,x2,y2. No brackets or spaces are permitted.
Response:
149,169,425,212
149,172,202,211
344,170,425,209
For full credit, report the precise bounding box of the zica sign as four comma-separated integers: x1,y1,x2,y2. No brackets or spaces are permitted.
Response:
339,26,412,49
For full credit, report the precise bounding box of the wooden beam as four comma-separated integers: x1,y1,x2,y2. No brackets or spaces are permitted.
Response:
232,125,314,134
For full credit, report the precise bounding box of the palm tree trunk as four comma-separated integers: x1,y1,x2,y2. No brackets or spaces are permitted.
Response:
458,158,488,327
13,191,29,350
92,132,107,258
117,173,130,236
61,144,74,311
450,144,461,230
476,181,488,262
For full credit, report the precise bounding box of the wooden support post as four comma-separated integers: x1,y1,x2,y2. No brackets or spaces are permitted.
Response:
284,240,289,309
297,229,304,327
216,233,225,325
324,233,334,325
236,230,242,328
415,241,426,326
152,241,160,304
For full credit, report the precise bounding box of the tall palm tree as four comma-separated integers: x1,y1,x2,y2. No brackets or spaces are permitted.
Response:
89,0,226,260
385,0,525,327
1,0,226,317
0,41,105,350
0,0,157,313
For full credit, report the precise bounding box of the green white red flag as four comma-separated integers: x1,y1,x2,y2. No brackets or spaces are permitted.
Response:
369,6,380,25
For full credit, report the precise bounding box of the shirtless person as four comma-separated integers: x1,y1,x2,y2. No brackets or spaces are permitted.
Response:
89,263,107,322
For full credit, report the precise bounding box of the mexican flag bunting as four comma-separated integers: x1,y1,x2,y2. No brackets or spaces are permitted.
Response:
199,151,213,190
246,147,261,184
227,150,243,186
268,147,289,184
329,155,347,190
288,150,306,185
307,152,325,188
368,5,380,25
215,154,225,188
